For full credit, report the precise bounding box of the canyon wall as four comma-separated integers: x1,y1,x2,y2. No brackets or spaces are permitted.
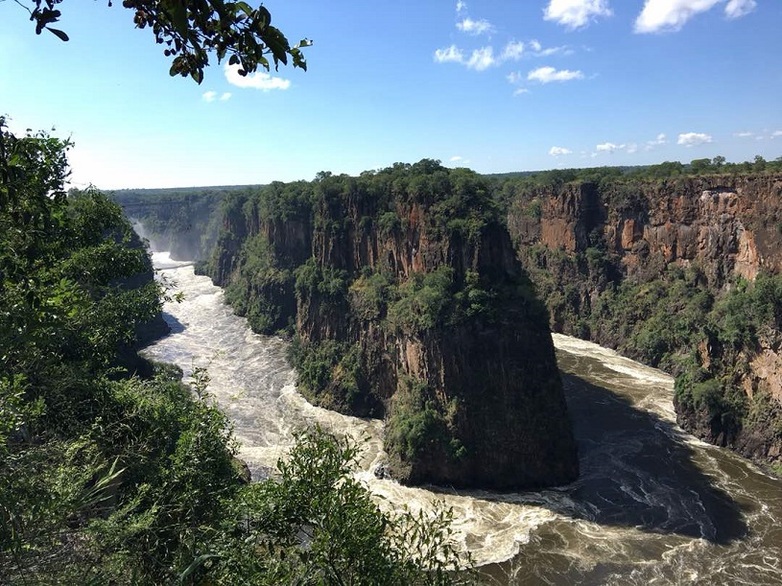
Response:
507,173,782,471
206,163,579,490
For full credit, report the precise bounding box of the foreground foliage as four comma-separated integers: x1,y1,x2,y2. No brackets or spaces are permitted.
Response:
15,0,310,83
0,123,472,584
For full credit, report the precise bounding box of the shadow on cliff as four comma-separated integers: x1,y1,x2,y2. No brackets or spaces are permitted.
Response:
430,368,748,546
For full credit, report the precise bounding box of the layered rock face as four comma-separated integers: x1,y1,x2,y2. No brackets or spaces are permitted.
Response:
208,162,579,489
507,174,782,470
510,176,782,287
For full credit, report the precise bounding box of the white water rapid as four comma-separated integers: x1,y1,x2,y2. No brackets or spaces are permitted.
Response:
142,253,782,585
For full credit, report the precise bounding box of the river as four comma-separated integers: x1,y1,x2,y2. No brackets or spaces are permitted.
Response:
142,253,782,585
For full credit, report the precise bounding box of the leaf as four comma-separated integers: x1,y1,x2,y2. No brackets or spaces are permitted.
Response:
171,2,189,38
46,27,69,42
235,2,253,17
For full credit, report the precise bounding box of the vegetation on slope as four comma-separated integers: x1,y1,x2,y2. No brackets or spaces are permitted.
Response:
0,123,471,584
500,164,782,470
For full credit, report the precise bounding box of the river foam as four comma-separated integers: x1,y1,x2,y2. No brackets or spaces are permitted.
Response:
142,253,782,584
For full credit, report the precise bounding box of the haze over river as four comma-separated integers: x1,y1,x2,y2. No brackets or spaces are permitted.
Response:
143,252,782,585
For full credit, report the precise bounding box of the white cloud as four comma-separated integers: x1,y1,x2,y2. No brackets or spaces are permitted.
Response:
203,90,232,102
549,146,573,156
513,88,530,96
771,130,782,139
543,0,613,30
502,41,525,61
677,132,713,146
596,142,625,153
450,155,464,162
434,44,464,64
724,0,756,18
626,143,639,154
434,45,495,71
467,47,496,71
527,66,583,83
506,71,523,84
635,0,755,34
457,17,494,35
645,132,667,149
224,63,291,91
734,131,754,138
456,1,467,14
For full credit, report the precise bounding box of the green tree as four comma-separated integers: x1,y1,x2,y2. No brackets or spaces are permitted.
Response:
208,427,474,585
14,0,310,83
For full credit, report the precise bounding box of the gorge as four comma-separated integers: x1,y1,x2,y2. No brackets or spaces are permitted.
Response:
117,164,782,477
115,162,782,583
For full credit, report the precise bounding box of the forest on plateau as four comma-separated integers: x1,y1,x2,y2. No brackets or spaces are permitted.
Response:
0,124,473,584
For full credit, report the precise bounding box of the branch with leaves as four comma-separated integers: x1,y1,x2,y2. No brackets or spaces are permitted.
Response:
15,0,310,83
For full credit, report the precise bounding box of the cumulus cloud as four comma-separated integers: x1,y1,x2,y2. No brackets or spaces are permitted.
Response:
596,142,624,153
203,91,232,103
549,146,573,156
435,45,495,70
466,47,496,70
724,0,757,18
543,0,613,30
645,132,667,149
635,0,755,34
502,41,525,61
456,1,467,14
527,66,583,83
677,132,713,146
434,45,464,64
449,155,464,162
500,40,570,61
457,17,494,35
224,63,291,91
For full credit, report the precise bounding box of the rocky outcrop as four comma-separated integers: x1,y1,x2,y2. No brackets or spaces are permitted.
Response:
511,175,782,287
208,163,579,490
507,173,782,472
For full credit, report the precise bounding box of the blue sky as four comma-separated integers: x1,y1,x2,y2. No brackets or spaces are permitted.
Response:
1,0,780,189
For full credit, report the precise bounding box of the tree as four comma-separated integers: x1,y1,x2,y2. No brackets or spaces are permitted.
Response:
689,158,713,175
14,0,310,83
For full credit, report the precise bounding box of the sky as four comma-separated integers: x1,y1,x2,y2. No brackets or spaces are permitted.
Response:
1,0,781,189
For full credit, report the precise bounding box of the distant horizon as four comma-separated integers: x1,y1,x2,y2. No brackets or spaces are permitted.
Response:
102,154,780,192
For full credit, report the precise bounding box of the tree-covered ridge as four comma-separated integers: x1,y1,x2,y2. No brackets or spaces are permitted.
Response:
203,159,577,490
488,154,782,194
0,125,472,583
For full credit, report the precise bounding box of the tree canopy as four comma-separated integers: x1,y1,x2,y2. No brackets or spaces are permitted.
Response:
16,0,310,83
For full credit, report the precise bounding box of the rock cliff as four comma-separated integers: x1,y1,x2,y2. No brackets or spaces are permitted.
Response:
207,162,579,490
506,173,782,471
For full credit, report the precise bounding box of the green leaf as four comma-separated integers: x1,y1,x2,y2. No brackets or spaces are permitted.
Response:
171,2,189,38
235,2,253,17
46,27,69,42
